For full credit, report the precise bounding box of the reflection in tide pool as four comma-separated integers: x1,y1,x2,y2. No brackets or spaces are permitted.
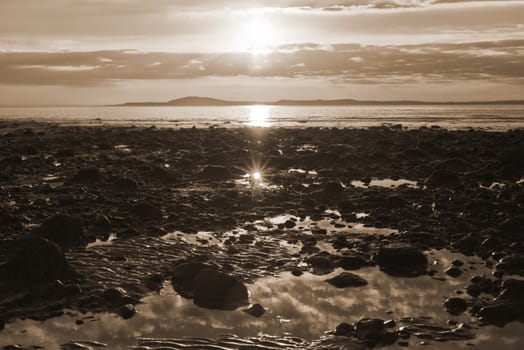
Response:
246,105,272,127
1,250,523,349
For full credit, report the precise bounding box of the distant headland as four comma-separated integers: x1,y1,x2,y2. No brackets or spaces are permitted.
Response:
110,96,524,107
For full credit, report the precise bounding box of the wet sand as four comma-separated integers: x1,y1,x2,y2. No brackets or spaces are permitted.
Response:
0,121,523,349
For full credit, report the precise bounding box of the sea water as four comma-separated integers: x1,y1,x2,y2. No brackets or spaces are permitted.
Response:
0,105,523,130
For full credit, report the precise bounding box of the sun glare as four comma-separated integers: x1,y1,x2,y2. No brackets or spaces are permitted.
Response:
247,105,272,127
238,12,278,54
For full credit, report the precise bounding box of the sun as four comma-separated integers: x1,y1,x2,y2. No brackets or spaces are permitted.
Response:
239,13,277,54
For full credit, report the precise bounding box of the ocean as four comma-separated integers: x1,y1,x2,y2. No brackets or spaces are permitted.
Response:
0,104,523,130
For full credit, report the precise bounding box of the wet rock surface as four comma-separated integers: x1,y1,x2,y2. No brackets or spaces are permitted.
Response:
325,272,368,288
0,121,523,348
374,243,428,277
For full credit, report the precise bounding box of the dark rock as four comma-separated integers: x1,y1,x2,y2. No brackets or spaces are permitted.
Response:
334,322,354,337
291,269,303,276
243,303,265,317
451,259,464,267
323,181,345,194
306,254,335,275
118,304,136,320
71,168,103,183
192,269,249,310
0,318,4,331
375,243,427,277
354,318,398,347
102,287,128,305
444,297,468,315
37,214,86,249
497,279,524,302
495,254,524,275
284,220,296,229
200,166,231,180
338,255,368,270
0,238,77,285
445,266,463,278
171,261,211,297
325,272,368,288
466,284,482,297
478,302,524,326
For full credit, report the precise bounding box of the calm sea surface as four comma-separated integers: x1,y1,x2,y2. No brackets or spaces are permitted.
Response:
0,105,523,130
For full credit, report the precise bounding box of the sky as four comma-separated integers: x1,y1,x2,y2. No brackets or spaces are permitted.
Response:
0,0,523,105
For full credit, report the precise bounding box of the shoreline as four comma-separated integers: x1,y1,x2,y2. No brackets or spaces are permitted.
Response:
1,121,523,348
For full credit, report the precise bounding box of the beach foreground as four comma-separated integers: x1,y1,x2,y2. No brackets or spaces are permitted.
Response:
0,121,523,349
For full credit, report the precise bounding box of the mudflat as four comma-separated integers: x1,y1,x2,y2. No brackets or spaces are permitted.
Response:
0,121,523,349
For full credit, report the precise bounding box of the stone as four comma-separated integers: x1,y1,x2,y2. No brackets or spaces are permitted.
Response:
334,322,354,337
118,304,136,320
445,266,463,278
338,255,367,270
243,303,265,317
306,254,335,275
375,243,427,277
496,254,524,275
171,261,211,298
284,220,296,229
325,272,368,288
37,214,86,249
477,302,524,326
102,287,128,304
354,318,398,348
444,297,468,315
192,269,249,310
0,238,77,285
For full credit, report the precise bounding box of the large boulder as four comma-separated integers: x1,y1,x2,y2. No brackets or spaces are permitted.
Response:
192,269,249,310
171,261,249,310
0,238,78,286
171,261,210,298
374,243,427,277
36,214,87,249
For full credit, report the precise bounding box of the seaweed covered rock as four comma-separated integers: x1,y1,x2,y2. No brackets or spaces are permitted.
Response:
374,243,427,277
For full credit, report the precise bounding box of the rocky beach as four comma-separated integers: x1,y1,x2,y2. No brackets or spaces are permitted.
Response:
0,121,523,349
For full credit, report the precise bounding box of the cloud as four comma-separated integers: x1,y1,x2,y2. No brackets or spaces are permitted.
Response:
1,40,523,86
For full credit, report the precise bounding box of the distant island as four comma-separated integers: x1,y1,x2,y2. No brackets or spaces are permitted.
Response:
110,96,524,107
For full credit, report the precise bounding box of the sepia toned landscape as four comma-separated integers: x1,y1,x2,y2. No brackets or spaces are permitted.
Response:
0,1,523,349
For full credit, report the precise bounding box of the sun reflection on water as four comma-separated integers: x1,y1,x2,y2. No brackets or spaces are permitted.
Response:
246,105,271,127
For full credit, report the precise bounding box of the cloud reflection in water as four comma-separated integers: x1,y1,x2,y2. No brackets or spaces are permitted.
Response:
1,250,523,349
